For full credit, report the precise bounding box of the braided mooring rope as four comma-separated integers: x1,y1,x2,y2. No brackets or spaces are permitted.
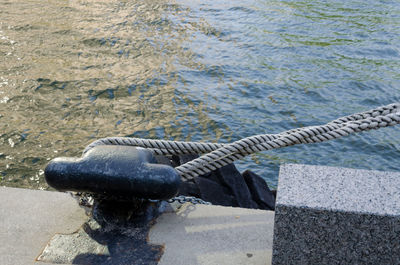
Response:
84,103,400,180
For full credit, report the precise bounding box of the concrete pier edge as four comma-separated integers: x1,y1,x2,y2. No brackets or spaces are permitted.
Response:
1,164,399,264
0,187,274,265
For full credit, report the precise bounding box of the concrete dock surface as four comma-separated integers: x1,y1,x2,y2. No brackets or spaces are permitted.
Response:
150,203,274,265
0,187,88,265
0,186,274,265
2,164,399,264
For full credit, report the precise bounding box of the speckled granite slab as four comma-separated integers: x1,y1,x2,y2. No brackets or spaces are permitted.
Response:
272,164,400,265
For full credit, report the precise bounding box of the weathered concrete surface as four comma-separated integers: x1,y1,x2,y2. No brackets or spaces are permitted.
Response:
1,187,274,265
37,199,165,265
150,203,274,265
0,187,88,265
272,164,400,265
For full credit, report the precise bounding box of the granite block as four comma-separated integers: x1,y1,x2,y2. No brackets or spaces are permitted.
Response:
272,164,400,265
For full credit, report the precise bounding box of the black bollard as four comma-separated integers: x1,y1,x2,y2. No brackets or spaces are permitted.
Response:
45,146,181,200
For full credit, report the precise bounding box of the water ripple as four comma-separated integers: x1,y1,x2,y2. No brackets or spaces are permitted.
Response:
0,0,399,189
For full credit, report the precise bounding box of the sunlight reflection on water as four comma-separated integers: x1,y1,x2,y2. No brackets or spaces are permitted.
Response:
0,0,399,189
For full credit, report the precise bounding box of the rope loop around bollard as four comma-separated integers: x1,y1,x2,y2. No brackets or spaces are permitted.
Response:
84,103,400,181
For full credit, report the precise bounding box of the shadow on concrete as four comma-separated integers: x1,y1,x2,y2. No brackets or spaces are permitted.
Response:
71,200,165,265
37,199,166,265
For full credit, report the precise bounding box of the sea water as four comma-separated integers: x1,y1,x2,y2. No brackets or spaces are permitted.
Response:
0,0,399,189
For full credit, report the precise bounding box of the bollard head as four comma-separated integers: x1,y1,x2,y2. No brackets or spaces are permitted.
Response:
45,146,181,200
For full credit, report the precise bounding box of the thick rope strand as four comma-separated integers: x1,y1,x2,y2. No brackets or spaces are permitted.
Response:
176,113,400,179
84,103,400,180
